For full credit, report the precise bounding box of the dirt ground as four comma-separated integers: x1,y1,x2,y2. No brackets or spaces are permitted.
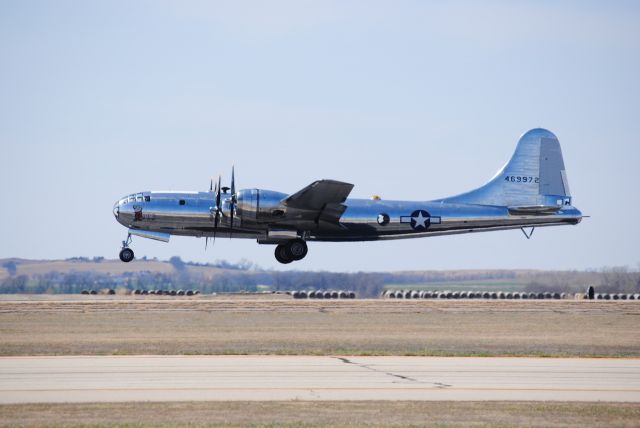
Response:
1,401,639,427
0,297,638,357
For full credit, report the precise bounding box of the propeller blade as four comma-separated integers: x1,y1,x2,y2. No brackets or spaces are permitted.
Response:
205,236,208,250
230,166,235,199
209,178,213,192
229,166,235,238
213,175,222,242
216,175,222,208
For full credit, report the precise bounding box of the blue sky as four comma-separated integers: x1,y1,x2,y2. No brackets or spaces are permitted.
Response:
1,1,638,271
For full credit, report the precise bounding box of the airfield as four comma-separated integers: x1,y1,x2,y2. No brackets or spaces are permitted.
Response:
1,294,639,357
1,294,639,426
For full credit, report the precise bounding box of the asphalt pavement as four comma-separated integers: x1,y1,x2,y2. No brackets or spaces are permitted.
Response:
1,356,639,403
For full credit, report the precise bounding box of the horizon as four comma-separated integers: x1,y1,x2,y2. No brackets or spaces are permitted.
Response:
2,256,638,274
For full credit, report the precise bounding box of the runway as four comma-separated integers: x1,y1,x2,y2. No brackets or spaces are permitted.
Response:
1,356,639,403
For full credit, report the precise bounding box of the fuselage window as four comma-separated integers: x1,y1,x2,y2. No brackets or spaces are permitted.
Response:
179,199,186,205
136,195,143,202
144,196,151,202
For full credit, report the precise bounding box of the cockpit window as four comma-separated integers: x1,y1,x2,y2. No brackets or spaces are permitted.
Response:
128,195,135,202
144,196,151,202
136,194,143,202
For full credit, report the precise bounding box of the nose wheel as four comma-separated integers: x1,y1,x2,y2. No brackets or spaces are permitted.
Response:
274,239,308,264
119,248,134,263
119,234,135,263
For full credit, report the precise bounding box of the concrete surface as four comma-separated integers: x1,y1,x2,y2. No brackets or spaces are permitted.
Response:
1,356,639,403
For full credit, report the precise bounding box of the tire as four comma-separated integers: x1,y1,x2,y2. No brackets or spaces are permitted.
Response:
274,244,293,264
119,248,134,263
285,239,308,261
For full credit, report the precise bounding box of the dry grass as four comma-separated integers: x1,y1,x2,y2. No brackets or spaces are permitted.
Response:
0,259,236,282
0,259,174,279
1,298,639,357
1,401,639,427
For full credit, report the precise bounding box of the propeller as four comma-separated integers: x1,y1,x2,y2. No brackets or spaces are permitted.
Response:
206,168,238,249
229,166,236,238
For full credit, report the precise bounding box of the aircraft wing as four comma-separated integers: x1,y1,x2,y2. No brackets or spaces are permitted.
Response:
282,179,354,224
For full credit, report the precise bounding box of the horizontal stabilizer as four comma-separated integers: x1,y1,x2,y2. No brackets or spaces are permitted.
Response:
508,205,562,215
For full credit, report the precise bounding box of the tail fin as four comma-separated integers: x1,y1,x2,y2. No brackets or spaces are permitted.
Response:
442,128,573,208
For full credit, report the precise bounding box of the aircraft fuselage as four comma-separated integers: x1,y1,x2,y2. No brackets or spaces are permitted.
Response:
112,128,583,264
114,190,581,242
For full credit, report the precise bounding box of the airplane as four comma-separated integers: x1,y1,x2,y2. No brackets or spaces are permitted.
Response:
113,128,582,264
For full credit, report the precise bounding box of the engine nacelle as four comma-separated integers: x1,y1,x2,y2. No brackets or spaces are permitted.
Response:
236,189,288,226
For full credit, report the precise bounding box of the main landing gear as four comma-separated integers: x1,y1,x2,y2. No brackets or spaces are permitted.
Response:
274,239,308,264
119,233,134,263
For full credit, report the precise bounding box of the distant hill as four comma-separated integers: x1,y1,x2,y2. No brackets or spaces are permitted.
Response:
1,258,638,296
0,258,230,280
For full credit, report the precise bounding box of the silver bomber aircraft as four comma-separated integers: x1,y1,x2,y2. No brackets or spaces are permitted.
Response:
113,128,582,264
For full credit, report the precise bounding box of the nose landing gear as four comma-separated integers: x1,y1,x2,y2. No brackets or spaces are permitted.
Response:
119,234,135,263
274,239,308,264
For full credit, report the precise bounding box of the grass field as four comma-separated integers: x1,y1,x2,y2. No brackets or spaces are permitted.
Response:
1,401,639,427
1,296,638,357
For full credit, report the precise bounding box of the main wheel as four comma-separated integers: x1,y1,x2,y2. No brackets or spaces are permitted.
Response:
285,239,308,261
119,248,134,263
274,244,293,264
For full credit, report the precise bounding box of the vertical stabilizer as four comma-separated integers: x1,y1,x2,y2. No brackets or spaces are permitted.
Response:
441,128,572,208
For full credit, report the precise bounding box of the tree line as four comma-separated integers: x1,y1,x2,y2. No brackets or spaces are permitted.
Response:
1,258,639,297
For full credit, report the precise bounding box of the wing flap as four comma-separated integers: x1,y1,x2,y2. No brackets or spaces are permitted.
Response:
282,180,354,224
283,180,354,210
